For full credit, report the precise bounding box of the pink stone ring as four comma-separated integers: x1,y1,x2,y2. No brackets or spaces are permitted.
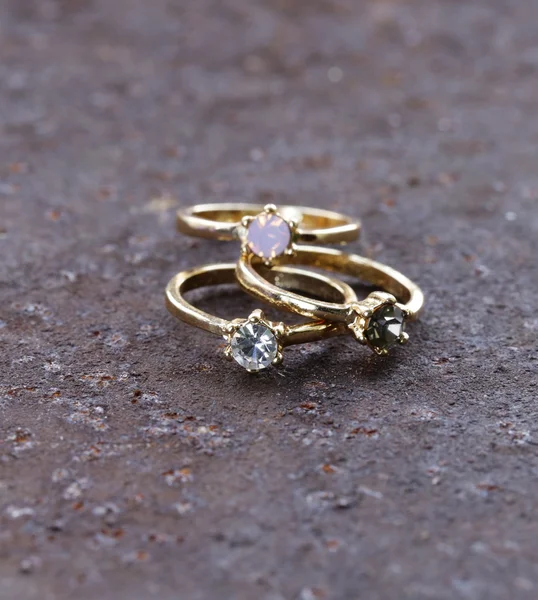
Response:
177,203,361,265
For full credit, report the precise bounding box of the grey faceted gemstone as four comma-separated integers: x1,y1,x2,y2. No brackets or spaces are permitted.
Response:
365,304,406,351
230,322,278,372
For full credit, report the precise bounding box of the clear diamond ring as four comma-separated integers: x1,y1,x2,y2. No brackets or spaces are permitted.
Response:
165,263,358,372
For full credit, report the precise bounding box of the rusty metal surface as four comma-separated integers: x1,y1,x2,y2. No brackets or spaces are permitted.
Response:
1,1,537,599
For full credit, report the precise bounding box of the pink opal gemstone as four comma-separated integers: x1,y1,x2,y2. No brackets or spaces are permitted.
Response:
246,213,292,259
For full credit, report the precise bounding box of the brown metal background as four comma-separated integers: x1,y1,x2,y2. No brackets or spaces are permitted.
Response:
1,1,537,598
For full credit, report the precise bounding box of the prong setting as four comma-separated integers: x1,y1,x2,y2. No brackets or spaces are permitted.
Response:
238,204,298,265
223,311,286,372
241,215,255,228
348,293,409,356
272,351,284,367
398,331,410,345
249,309,264,322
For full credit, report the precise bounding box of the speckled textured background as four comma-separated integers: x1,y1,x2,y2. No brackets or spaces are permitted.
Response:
1,1,537,599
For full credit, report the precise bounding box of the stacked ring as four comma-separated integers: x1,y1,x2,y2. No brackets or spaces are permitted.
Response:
236,246,424,356
167,203,424,372
165,263,357,372
177,203,361,263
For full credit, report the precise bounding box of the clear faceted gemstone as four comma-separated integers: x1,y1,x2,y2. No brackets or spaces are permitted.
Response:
365,304,406,351
230,322,278,372
246,213,292,259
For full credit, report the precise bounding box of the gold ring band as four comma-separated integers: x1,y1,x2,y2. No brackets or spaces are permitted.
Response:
177,203,361,248
165,263,358,372
236,246,424,356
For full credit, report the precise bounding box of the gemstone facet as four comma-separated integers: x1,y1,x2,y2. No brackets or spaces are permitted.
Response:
365,304,406,351
230,322,279,372
246,213,292,259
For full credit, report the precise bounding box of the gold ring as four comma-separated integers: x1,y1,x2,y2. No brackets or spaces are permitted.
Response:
236,246,425,356
165,263,358,372
177,203,361,263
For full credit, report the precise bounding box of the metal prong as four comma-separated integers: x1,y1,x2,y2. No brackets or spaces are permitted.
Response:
241,215,254,228
224,324,236,335
355,332,367,345
224,346,233,361
349,303,363,316
272,351,284,367
348,321,366,344
373,347,390,357
274,323,286,338
368,291,395,305
399,332,410,345
249,309,264,322
264,204,278,214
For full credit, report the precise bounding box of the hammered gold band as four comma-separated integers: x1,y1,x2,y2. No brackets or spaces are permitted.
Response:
177,203,361,245
165,263,359,371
